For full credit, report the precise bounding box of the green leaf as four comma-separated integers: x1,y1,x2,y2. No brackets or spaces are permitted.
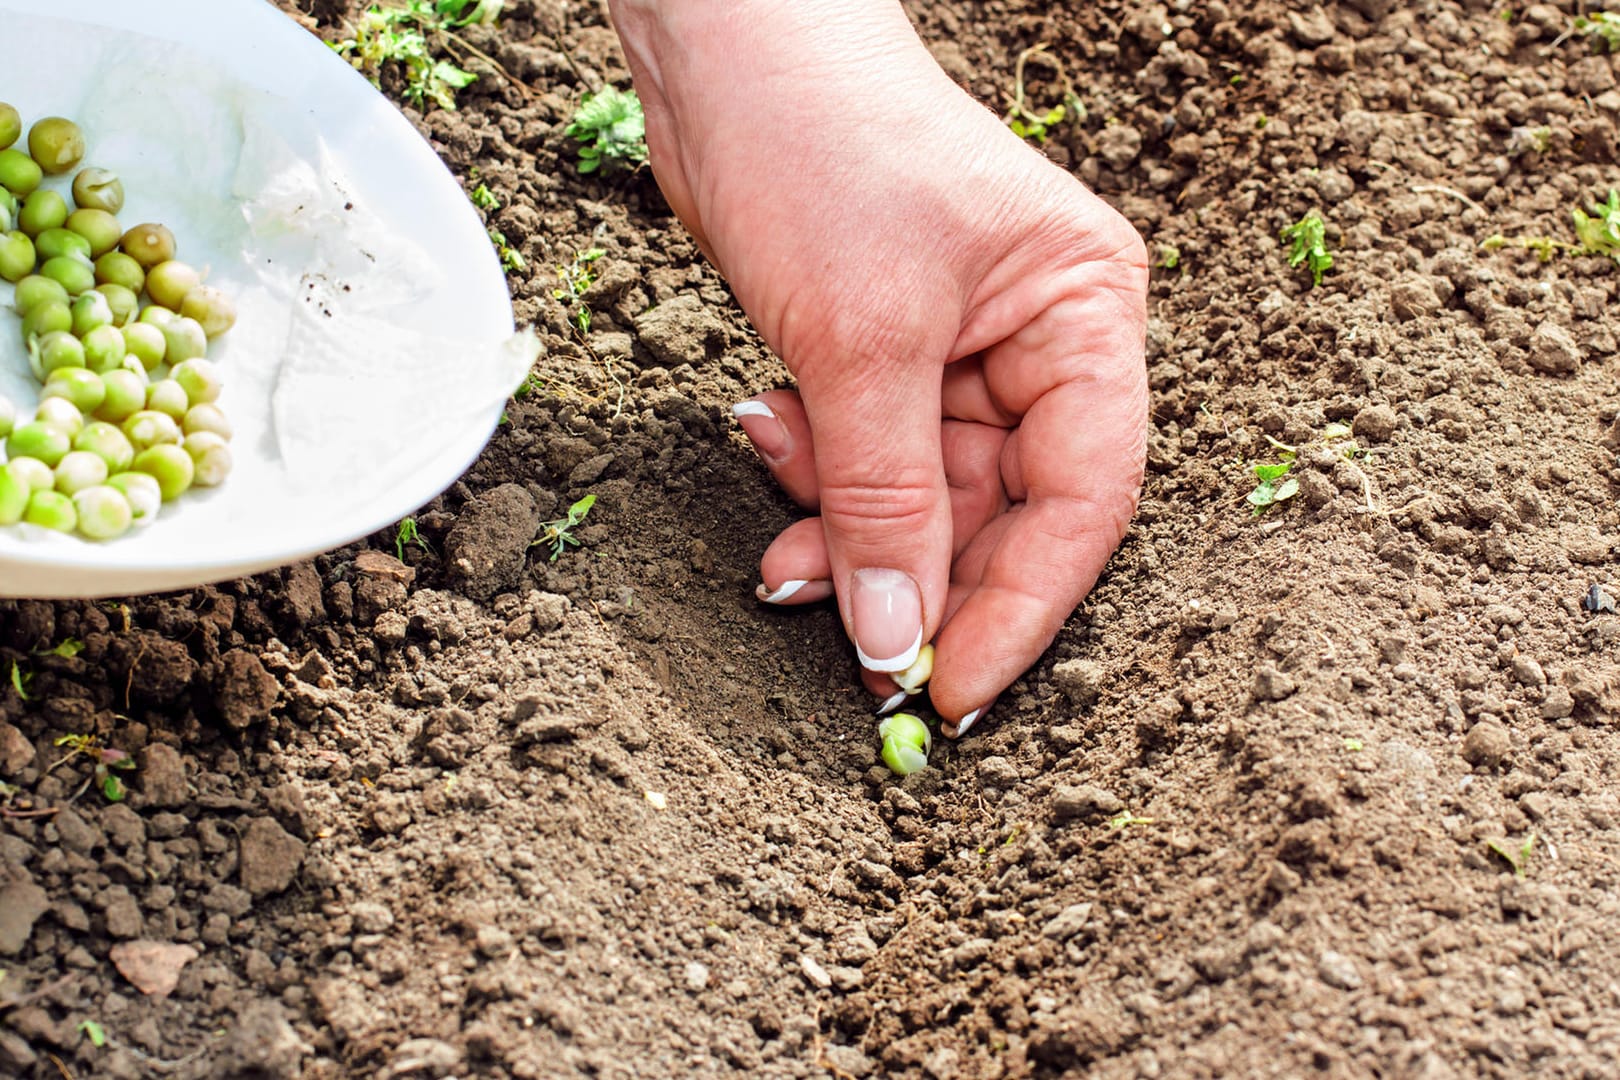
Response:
9,661,28,702
1252,463,1291,482
1273,476,1299,502
101,774,126,802
78,1020,107,1048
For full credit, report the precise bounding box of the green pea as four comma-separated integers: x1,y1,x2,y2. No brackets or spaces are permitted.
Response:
23,490,76,532
0,148,43,197
14,274,69,315
34,226,91,263
42,367,107,414
69,290,113,336
27,329,83,381
0,187,16,233
0,468,27,526
53,450,108,495
72,486,132,540
95,369,147,423
73,421,135,473
132,443,193,501
180,285,237,339
98,282,138,326
878,713,931,776
65,208,120,257
0,230,33,282
7,422,71,467
40,253,96,295
159,316,207,365
183,432,232,486
145,260,199,311
0,103,19,152
27,117,85,176
34,397,84,439
71,167,124,214
94,250,144,294
182,403,232,441
120,222,174,269
171,359,222,405
121,322,165,371
21,298,72,340
147,382,191,422
121,409,181,451
107,471,160,526
81,324,126,374
17,189,67,237
7,457,55,493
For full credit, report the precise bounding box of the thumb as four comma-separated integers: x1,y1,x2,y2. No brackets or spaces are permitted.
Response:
795,350,952,675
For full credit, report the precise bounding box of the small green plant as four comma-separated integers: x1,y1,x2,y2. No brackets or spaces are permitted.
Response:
469,183,500,211
330,1,499,112
394,516,432,561
1108,811,1156,829
38,637,84,659
1246,462,1298,516
553,248,605,333
1487,833,1537,877
1155,244,1182,272
1572,188,1620,262
564,87,648,174
1280,213,1334,287
1004,44,1083,143
532,494,597,561
1480,233,1562,262
52,734,136,803
488,228,527,273
1575,11,1620,51
877,713,931,776
78,1020,107,1048
9,660,32,701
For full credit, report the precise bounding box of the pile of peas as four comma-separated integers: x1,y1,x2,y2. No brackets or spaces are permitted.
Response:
0,103,236,541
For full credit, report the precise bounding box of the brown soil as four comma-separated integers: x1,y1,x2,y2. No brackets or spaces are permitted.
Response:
5,1,1620,1077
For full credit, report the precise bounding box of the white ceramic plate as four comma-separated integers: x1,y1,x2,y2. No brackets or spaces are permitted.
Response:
0,0,532,598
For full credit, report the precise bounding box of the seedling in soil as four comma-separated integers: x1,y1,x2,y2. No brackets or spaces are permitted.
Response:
553,248,605,333
78,1019,107,1048
51,734,136,803
564,86,648,175
38,637,83,659
394,516,432,561
532,493,596,561
1487,832,1536,878
1108,811,1156,829
1155,244,1182,272
1571,188,1620,262
1574,12,1620,52
1246,461,1298,516
1280,213,1334,287
469,183,500,212
330,4,482,112
488,228,527,273
1003,44,1084,143
9,660,30,701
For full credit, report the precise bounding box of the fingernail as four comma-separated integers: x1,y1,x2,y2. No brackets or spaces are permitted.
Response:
944,708,982,739
876,690,907,715
851,568,922,673
756,579,834,604
732,400,790,463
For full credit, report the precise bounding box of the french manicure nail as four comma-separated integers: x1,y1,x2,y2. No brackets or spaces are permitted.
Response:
732,400,790,462
851,568,922,673
756,579,834,604
946,708,982,738
876,690,907,715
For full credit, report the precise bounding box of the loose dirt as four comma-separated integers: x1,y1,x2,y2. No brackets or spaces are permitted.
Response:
3,1,1620,1077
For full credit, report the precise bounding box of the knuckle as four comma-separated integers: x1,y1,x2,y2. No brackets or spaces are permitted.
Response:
818,476,940,534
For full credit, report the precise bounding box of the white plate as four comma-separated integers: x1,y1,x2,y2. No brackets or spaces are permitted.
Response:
0,0,534,598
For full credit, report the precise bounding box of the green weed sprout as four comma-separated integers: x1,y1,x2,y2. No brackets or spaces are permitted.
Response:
78,1020,107,1048
488,228,527,273
1246,462,1298,516
52,734,135,802
394,516,432,561
564,87,648,174
1572,189,1620,262
553,248,605,332
533,494,596,561
1280,214,1333,287
1004,44,1084,143
878,713,931,776
331,3,481,112
1487,833,1537,877
470,183,500,211
1575,12,1620,51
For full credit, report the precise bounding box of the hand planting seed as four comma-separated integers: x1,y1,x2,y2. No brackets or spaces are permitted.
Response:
2,108,237,541
878,713,932,776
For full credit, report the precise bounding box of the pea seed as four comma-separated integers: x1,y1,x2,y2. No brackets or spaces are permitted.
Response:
0,103,19,152
42,367,106,414
145,260,199,311
179,285,237,338
72,485,132,540
53,450,108,495
0,230,33,282
71,167,124,214
65,207,121,257
132,443,194,501
96,370,147,423
23,489,76,532
73,421,135,473
145,380,189,420
40,253,96,295
0,468,27,526
7,422,71,467
183,432,232,486
119,222,175,269
17,189,67,237
106,471,161,526
93,250,144,294
34,397,85,439
13,274,68,315
27,117,85,176
0,148,43,197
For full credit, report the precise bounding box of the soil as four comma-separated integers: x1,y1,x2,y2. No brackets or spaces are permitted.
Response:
4,0,1620,1077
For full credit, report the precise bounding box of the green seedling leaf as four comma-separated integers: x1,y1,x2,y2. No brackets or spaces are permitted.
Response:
564,87,648,175
1575,12,1620,52
101,774,126,802
1572,189,1620,262
1108,811,1156,829
470,183,500,211
78,1020,107,1047
1486,832,1536,877
533,493,597,561
9,661,29,701
1280,213,1334,287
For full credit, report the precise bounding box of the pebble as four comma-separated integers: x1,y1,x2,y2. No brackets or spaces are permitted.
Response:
684,960,710,992
1461,720,1511,768
1317,950,1364,991
799,954,832,989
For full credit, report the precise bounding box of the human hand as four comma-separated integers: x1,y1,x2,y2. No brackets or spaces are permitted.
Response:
610,0,1148,735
